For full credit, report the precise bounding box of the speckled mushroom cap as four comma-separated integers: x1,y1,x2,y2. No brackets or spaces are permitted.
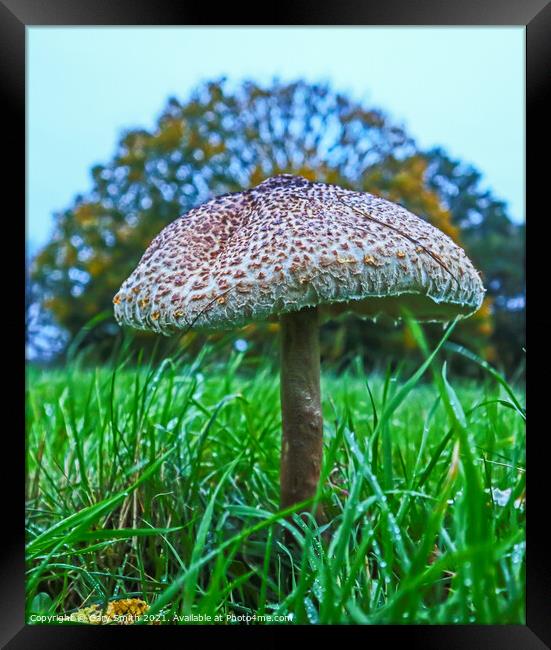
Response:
113,174,485,334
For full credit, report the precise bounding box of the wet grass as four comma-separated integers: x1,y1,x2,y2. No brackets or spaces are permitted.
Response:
25,323,525,625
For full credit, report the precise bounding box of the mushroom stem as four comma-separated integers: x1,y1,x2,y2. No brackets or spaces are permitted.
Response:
279,306,324,517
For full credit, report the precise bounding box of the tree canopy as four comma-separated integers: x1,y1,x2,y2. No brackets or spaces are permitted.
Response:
30,78,524,372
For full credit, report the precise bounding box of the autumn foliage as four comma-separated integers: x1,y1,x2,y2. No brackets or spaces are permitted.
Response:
30,79,524,370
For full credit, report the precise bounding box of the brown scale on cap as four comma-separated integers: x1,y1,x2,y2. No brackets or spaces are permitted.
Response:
114,174,485,333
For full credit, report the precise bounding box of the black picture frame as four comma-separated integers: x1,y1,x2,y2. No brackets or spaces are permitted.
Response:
6,1,545,647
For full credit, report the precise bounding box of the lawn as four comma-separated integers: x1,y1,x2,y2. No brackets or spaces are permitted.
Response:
25,327,525,625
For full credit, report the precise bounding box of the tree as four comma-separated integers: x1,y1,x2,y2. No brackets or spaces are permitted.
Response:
32,78,507,366
425,148,525,370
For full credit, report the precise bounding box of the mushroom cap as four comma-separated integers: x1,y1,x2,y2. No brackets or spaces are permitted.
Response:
113,174,485,334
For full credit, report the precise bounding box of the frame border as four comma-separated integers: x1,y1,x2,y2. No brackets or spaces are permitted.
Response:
7,0,546,646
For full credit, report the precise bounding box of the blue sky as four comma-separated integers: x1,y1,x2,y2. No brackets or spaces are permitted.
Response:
27,27,524,252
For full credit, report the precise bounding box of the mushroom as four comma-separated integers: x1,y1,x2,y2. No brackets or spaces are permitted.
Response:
113,174,485,518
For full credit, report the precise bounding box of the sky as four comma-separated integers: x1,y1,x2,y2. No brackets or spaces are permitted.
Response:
27,27,525,252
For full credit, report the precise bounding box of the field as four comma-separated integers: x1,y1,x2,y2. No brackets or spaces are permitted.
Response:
25,326,526,625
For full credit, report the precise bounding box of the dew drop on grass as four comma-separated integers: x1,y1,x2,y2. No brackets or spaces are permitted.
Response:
490,487,512,507
312,579,323,601
514,498,524,511
303,597,319,624
345,430,362,458
234,338,248,353
512,542,525,565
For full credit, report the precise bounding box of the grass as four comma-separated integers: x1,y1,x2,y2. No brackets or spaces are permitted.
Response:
25,324,525,625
